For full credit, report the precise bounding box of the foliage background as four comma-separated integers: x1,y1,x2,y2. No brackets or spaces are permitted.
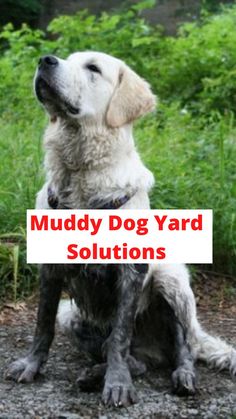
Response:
0,0,236,302
0,0,41,28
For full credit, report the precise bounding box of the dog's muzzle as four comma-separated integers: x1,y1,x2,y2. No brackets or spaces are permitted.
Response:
35,56,80,116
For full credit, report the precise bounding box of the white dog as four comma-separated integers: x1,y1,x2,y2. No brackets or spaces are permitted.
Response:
6,51,236,407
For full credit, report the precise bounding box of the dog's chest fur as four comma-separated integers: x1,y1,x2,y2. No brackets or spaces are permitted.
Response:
42,120,154,209
44,121,124,206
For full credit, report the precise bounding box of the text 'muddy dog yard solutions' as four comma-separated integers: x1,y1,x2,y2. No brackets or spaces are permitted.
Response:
27,209,212,264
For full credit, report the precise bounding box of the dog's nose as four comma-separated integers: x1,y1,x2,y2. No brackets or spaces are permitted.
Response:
38,55,58,68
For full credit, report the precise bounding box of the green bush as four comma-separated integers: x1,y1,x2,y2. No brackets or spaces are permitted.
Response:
0,1,236,302
156,5,236,114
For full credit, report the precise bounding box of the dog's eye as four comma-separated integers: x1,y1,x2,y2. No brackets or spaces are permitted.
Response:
86,64,101,74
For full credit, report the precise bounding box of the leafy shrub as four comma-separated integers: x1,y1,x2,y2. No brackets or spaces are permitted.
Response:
156,5,236,114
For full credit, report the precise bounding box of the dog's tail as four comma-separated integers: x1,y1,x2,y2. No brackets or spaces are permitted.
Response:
189,317,236,378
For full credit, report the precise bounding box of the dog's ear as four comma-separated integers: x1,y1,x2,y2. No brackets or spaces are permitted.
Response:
106,64,156,128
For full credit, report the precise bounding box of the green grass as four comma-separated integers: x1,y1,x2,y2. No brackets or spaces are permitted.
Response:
0,117,44,303
0,119,44,231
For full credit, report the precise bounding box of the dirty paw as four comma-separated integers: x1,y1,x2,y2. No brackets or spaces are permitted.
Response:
172,366,196,396
102,381,137,407
5,356,43,383
102,365,137,407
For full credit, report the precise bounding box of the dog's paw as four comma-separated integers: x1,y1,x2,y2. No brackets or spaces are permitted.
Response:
77,357,146,393
5,356,42,383
102,381,137,407
102,366,137,407
171,366,196,396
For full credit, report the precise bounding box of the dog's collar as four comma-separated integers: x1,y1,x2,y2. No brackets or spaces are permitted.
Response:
91,194,133,210
47,187,134,210
48,187,59,209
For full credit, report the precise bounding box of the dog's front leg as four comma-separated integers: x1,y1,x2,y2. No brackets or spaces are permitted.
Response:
6,264,63,382
102,264,146,407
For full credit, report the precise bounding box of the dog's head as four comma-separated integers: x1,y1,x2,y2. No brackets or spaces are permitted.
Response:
35,51,156,127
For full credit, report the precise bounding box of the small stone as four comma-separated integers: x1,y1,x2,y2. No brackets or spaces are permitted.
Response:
187,409,199,415
209,403,217,412
205,413,215,419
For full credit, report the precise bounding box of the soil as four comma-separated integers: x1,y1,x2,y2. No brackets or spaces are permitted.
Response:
0,274,236,419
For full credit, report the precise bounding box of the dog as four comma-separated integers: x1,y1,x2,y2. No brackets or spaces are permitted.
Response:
6,51,236,407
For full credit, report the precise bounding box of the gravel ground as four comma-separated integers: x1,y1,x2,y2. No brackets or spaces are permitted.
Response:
0,305,236,419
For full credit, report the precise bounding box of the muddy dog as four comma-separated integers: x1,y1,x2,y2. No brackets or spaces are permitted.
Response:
6,52,236,407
